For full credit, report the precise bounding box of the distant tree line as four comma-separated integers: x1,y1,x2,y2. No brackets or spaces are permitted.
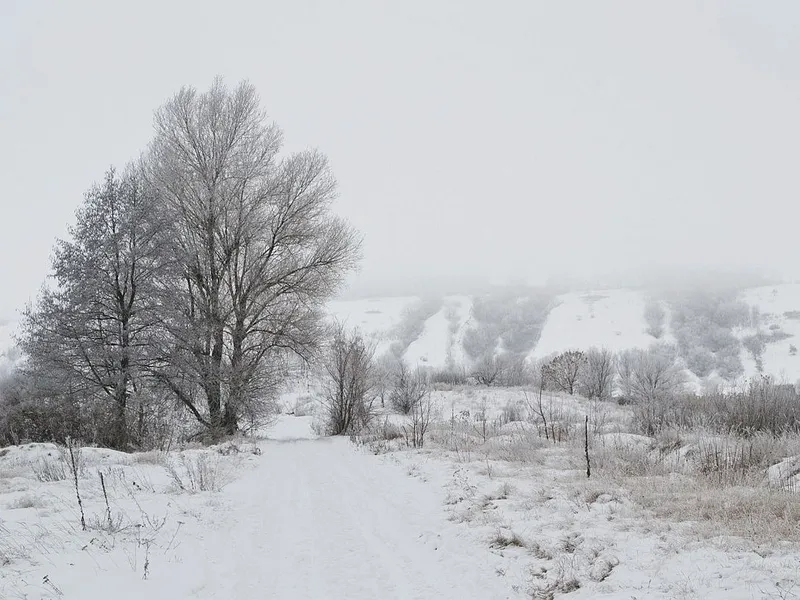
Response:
0,78,360,450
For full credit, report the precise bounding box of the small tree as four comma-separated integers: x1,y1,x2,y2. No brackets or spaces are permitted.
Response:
578,347,616,400
389,362,429,415
407,390,436,448
643,299,666,338
320,324,376,435
543,351,586,395
471,354,503,386
617,343,687,434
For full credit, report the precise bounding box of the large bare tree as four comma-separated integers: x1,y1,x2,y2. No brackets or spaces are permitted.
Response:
148,78,360,435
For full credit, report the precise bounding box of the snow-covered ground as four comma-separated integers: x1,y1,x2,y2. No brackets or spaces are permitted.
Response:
529,289,657,360
0,417,514,599
736,283,800,383
405,296,473,369
4,395,800,599
327,296,419,357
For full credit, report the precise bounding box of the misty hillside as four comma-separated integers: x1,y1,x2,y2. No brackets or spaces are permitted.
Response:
5,283,800,385
329,283,800,384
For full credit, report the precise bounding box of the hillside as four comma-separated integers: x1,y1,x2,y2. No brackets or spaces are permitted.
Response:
326,284,800,384
4,284,800,384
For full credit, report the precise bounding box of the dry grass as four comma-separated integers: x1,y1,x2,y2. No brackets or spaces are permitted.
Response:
585,425,800,542
628,475,800,542
165,453,234,493
133,450,168,466
5,493,44,509
489,528,528,549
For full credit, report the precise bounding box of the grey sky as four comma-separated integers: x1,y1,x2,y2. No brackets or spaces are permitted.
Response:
2,1,799,318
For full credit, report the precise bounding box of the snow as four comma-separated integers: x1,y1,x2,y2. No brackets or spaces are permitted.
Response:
327,296,419,356
445,295,474,367
0,418,513,599
529,289,657,360
194,417,514,599
4,403,800,598
403,306,452,368
737,283,800,383
403,296,472,369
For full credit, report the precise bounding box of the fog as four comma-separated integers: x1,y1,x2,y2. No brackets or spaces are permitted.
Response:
2,0,799,318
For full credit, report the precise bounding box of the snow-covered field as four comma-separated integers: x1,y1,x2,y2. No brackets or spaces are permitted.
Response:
0,417,512,599
528,289,659,360
4,389,800,599
361,388,800,599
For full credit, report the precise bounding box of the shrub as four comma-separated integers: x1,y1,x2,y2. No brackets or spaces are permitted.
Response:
429,366,468,386
389,362,429,415
643,299,666,338
320,324,377,435
543,350,586,395
165,453,232,493
684,347,715,378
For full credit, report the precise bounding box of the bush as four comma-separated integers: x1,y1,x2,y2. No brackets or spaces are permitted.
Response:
389,363,429,415
165,453,232,492
429,366,469,386
543,351,586,395
320,325,377,435
462,287,554,360
643,299,666,338
643,379,800,436
667,291,749,381
618,344,687,435
684,347,715,378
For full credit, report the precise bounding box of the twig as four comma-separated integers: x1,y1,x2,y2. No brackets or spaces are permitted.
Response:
66,437,86,531
100,471,112,525
584,415,591,478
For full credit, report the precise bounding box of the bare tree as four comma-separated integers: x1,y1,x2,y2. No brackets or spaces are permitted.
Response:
389,361,429,414
372,353,399,408
471,354,503,386
406,390,436,448
147,78,360,436
18,167,164,449
543,350,586,395
578,347,616,400
320,324,376,435
617,343,687,434
643,299,666,338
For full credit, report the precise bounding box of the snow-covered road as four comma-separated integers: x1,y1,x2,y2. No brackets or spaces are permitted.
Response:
191,417,514,599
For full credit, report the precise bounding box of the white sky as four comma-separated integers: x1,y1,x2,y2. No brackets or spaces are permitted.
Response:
1,1,799,318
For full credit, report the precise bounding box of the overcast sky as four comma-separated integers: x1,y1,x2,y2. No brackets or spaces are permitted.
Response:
1,1,799,318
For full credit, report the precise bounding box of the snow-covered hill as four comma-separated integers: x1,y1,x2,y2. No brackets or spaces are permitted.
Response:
735,284,800,383
325,285,800,383
528,289,661,360
4,284,800,383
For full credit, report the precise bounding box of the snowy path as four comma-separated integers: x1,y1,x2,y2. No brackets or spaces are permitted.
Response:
191,417,514,599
